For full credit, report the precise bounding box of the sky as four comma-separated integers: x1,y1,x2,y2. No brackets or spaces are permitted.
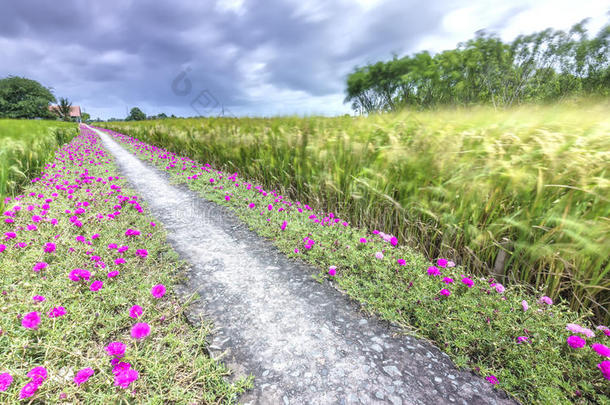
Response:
1,0,608,119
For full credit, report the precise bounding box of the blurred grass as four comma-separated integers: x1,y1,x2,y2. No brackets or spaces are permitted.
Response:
0,120,78,210
100,100,610,323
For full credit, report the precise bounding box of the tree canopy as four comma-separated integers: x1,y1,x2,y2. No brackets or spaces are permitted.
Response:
126,107,146,121
345,19,610,113
0,76,56,119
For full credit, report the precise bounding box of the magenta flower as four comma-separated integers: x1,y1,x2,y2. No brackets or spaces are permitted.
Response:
521,300,529,311
0,373,13,392
591,343,610,357
69,268,91,282
598,360,610,380
48,306,66,318
494,283,505,293
0,244,5,253
90,280,104,291
4,231,16,240
328,266,337,277
567,335,586,348
44,242,56,253
461,277,474,288
248,203,255,209
439,289,451,297
390,236,398,246
427,266,441,276
442,277,454,284
359,238,367,243
131,322,151,339
375,251,384,260
107,270,119,278
32,295,46,302
486,375,498,385
112,361,132,376
151,284,166,298
114,368,139,388
516,336,529,343
436,258,448,268
136,249,148,258
106,341,126,358
114,257,126,265
22,311,41,329
539,296,553,305
19,381,39,399
125,228,141,237
27,367,47,384
74,368,95,386
281,221,287,231
129,305,144,319
32,262,48,272
397,259,406,266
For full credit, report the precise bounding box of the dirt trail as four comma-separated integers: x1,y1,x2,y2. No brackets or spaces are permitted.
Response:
90,126,515,405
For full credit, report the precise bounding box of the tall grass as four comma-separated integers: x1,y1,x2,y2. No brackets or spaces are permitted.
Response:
0,120,78,210
100,100,610,322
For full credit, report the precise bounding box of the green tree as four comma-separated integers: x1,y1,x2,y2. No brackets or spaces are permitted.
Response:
53,97,72,121
126,107,146,121
0,76,56,119
81,112,91,122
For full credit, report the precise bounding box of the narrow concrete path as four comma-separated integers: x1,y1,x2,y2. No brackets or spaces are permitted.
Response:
90,126,516,405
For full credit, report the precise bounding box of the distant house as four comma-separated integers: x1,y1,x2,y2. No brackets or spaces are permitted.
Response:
48,105,82,123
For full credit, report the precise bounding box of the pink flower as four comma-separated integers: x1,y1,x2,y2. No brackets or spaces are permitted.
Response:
0,244,5,253
19,381,39,399
516,336,529,343
106,341,126,358
125,228,141,237
225,195,231,201
22,311,41,329
129,305,143,319
48,306,66,318
44,242,56,253
131,322,151,339
112,361,132,375
74,368,94,386
27,367,47,384
281,221,287,231
494,283,505,293
69,268,91,282
397,259,406,266
521,300,529,311
151,284,166,298
33,295,46,302
114,257,126,265
248,203,255,209
114,368,139,388
598,360,610,380
359,238,367,243
375,251,384,260
591,343,610,357
136,249,148,258
439,289,451,297
567,335,586,348
539,296,553,305
427,266,441,276
461,277,474,288
328,266,337,277
436,258,448,268
33,262,48,272
90,280,103,291
0,373,13,392
442,277,454,284
107,270,119,278
566,323,595,338
486,375,498,385
390,236,398,246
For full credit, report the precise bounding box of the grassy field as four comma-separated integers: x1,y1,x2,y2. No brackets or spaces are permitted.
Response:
0,127,249,403
0,120,79,211
100,100,610,324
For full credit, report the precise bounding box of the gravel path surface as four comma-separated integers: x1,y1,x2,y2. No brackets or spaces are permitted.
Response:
91,126,516,405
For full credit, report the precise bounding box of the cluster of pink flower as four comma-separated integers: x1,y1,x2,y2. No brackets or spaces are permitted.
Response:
0,127,168,399
566,323,610,380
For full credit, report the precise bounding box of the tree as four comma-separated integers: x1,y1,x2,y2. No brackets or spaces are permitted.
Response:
53,97,72,121
81,112,91,122
0,76,56,119
126,107,146,121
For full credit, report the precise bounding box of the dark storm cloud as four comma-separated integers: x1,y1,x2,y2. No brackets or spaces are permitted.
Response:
0,0,474,118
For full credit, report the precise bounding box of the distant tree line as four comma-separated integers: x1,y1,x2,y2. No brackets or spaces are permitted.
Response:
345,19,610,113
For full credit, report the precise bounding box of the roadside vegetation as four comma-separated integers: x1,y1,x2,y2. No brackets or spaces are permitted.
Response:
0,120,78,211
0,126,250,403
95,116,610,403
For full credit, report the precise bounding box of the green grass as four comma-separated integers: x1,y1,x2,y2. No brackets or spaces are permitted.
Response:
0,120,79,211
98,119,610,405
99,100,610,324
0,128,250,403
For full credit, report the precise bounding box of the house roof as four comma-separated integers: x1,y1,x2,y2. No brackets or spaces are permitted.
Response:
49,105,82,117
